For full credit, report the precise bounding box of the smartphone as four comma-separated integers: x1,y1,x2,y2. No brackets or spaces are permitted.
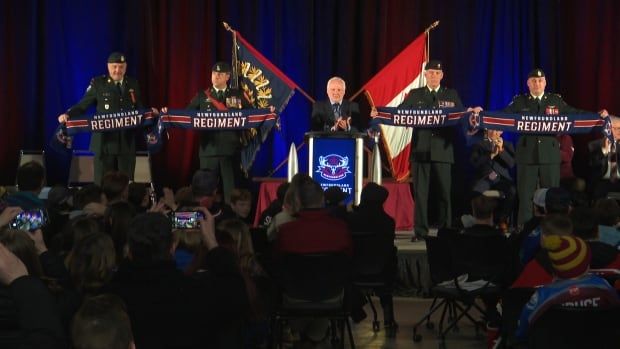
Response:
10,209,48,231
171,211,205,229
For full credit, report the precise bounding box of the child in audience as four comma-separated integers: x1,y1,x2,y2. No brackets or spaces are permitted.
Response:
222,188,253,225
516,232,620,340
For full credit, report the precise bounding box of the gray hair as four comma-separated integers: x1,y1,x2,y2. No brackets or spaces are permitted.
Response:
326,76,346,90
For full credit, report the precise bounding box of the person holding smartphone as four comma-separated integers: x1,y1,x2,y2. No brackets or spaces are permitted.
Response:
0,207,22,229
107,209,247,348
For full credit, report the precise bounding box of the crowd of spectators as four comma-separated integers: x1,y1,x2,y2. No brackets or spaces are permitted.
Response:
2,161,620,348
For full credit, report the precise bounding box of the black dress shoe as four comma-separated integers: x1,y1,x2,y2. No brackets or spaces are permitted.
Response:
410,235,426,242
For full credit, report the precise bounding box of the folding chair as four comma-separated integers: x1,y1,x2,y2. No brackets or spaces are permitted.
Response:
412,233,461,344
413,230,506,348
351,231,397,335
271,253,355,349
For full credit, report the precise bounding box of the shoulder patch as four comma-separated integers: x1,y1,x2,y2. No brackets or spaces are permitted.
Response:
86,78,97,92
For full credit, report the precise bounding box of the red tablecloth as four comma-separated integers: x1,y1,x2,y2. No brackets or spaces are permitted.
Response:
254,179,414,230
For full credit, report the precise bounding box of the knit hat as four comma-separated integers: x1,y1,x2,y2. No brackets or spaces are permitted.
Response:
541,235,591,279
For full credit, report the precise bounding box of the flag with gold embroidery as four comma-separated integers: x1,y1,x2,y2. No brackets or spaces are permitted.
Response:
233,32,298,172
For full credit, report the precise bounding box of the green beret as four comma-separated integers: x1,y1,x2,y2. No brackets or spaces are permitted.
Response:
424,60,442,71
108,52,126,63
211,61,231,73
528,68,545,78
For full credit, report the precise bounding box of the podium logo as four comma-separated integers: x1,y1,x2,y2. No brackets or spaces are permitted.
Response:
316,154,351,181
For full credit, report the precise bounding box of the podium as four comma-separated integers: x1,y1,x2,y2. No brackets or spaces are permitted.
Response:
305,132,365,205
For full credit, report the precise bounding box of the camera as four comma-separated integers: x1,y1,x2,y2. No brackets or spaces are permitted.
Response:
170,211,205,229
10,209,48,231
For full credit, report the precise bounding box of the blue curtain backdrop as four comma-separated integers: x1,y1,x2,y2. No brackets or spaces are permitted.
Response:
2,0,620,189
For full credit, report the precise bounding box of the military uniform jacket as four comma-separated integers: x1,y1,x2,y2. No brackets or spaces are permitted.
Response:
67,76,143,155
186,87,253,157
398,86,463,163
503,93,582,165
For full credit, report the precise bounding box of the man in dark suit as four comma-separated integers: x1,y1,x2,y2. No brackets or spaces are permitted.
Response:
58,52,146,184
186,62,253,203
398,60,473,240
311,76,361,132
470,129,516,224
502,68,608,224
588,116,620,200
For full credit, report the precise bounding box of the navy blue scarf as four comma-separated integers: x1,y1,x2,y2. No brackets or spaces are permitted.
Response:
160,108,276,130
49,109,157,155
478,111,606,135
65,109,155,135
370,107,470,128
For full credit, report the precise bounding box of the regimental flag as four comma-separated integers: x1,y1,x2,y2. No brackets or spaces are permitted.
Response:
233,31,298,172
358,32,427,181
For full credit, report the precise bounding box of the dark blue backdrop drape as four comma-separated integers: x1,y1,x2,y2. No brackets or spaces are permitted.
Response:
2,0,620,190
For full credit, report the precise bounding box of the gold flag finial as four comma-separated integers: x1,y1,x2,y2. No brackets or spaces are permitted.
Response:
222,21,234,32
425,20,440,33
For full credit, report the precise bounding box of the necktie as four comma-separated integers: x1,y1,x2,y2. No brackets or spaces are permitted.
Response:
116,82,123,95
611,142,618,182
332,103,341,119
431,90,437,103
536,97,542,113
217,90,223,100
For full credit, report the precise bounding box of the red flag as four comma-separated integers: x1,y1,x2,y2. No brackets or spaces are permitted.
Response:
361,32,427,181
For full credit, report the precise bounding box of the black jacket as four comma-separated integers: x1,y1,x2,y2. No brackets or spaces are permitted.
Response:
0,277,66,349
311,100,361,132
588,138,620,180
470,138,516,181
108,247,248,349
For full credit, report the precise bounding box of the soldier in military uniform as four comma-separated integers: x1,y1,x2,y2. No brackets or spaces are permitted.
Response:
503,68,608,224
398,60,478,240
58,52,146,184
186,62,253,204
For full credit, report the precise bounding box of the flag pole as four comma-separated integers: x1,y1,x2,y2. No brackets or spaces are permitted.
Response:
349,20,440,102
424,20,439,63
223,22,315,103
